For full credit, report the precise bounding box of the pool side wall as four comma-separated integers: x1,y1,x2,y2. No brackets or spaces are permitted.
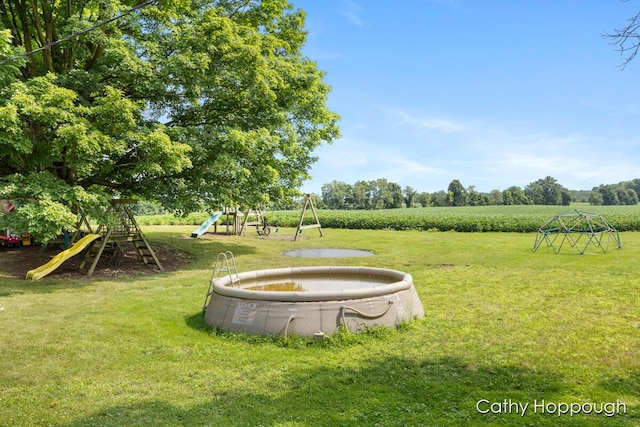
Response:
204,266,425,336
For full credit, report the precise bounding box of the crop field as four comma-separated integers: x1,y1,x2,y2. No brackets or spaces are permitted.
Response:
0,220,639,426
137,204,640,232
268,204,640,232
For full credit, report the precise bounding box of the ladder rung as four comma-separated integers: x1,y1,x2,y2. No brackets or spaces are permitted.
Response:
204,251,239,310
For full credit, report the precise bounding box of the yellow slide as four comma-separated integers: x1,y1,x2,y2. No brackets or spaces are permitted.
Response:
26,234,101,281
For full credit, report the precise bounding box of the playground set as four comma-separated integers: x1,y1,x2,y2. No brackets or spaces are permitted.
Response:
190,207,270,238
533,209,622,254
4,193,325,281
190,194,322,240
24,199,163,280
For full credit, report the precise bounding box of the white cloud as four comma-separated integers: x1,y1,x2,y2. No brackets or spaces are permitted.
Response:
303,103,640,195
338,1,365,27
459,127,640,189
386,107,467,133
319,136,369,165
387,156,446,176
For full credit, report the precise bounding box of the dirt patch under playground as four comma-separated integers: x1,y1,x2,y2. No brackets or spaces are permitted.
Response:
0,242,187,280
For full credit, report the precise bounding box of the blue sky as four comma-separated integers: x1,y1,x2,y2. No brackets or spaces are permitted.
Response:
292,0,640,195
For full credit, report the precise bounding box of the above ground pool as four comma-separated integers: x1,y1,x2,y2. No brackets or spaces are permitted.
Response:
203,266,424,337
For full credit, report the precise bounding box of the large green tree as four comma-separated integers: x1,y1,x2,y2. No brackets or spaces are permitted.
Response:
502,185,529,205
321,180,352,210
524,176,571,206
0,0,339,240
447,179,467,207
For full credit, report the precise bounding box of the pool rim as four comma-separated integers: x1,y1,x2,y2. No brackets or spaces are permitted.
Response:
211,266,413,302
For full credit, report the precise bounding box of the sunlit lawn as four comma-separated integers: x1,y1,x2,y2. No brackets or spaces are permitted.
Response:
0,226,638,426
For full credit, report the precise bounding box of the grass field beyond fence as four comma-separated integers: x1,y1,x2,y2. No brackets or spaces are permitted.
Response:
0,224,638,426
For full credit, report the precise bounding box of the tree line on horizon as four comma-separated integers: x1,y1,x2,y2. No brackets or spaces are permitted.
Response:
314,176,640,210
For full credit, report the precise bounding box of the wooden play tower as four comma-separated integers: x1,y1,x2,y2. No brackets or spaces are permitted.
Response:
78,199,163,275
213,207,267,236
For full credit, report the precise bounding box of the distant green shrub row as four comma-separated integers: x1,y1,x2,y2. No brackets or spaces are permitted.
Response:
138,206,640,232
267,210,548,232
268,206,640,232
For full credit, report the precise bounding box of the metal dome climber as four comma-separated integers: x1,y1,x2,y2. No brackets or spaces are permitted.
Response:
533,209,622,254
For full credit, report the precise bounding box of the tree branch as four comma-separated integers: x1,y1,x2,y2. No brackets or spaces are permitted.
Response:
0,0,22,45
28,0,54,72
604,11,640,69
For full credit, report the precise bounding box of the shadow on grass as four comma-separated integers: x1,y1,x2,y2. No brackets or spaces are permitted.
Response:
0,277,97,297
600,371,640,397
56,355,636,427
184,311,209,332
142,233,260,273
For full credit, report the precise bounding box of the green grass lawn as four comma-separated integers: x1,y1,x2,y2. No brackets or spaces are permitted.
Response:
1,227,638,426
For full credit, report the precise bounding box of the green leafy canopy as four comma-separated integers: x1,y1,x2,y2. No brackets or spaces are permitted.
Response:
0,0,339,240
